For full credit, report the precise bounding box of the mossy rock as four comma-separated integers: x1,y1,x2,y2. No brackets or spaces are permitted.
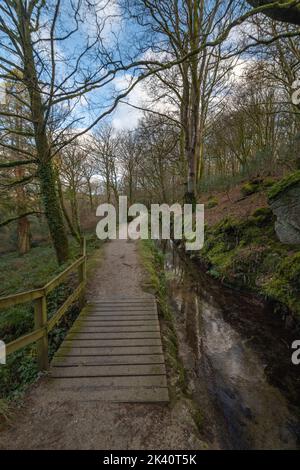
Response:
268,172,300,244
268,171,300,200
241,180,262,197
249,207,274,226
262,178,276,188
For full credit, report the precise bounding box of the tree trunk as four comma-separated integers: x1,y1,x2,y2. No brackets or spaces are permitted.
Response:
39,160,69,264
56,173,81,244
70,188,81,238
87,179,94,211
185,154,197,206
14,102,31,255
18,216,30,254
15,166,31,255
20,8,70,264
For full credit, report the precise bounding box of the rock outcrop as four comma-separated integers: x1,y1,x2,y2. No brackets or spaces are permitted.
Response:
269,172,300,244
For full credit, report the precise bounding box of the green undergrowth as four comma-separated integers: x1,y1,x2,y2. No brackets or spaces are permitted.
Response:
138,239,187,400
0,233,102,409
199,208,300,319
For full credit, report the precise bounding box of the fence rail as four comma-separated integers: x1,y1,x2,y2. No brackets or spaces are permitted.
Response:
0,238,87,370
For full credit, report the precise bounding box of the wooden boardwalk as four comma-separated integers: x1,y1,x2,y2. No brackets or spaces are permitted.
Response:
51,296,169,403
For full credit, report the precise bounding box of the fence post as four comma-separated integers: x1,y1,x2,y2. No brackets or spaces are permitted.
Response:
34,295,49,371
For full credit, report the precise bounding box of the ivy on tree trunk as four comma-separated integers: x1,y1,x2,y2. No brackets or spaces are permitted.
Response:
38,161,69,264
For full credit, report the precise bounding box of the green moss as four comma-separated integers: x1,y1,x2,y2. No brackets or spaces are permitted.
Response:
199,209,300,318
262,252,300,316
268,170,300,200
241,181,261,197
262,178,276,188
249,207,273,226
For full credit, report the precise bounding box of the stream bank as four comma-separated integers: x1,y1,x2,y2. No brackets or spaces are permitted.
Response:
160,240,300,449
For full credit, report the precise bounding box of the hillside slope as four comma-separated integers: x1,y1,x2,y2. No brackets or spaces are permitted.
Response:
197,179,300,322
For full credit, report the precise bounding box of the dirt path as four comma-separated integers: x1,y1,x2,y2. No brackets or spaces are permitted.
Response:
0,240,203,450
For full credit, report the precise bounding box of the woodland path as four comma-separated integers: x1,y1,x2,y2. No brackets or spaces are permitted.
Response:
0,240,201,449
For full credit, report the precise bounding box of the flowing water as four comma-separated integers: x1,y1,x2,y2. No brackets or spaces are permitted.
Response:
161,241,300,450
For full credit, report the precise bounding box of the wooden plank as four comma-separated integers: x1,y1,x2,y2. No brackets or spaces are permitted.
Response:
92,300,155,302
82,315,157,321
34,296,49,371
47,283,84,332
52,354,165,366
90,305,155,309
86,311,157,315
0,288,43,310
87,305,155,312
90,298,154,302
62,338,162,347
66,332,161,340
51,364,166,377
55,345,163,356
49,375,167,388
74,320,159,327
70,325,160,333
6,327,45,355
44,256,85,295
49,296,168,403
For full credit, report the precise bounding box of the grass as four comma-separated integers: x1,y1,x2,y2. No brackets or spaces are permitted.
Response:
0,233,102,408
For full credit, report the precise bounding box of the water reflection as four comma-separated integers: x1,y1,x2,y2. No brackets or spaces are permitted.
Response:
162,241,300,450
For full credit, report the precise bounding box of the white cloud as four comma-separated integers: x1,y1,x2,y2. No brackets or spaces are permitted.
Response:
111,76,150,130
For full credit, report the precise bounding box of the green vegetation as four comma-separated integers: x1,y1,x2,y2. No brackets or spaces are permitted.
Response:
199,209,300,318
241,180,261,197
0,234,102,406
268,170,300,200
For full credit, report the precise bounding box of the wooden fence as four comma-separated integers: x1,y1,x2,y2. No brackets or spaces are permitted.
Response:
0,239,87,371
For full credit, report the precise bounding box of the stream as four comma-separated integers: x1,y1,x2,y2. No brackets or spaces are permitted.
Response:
161,241,300,450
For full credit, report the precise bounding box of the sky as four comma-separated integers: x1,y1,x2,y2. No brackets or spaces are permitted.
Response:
0,0,259,134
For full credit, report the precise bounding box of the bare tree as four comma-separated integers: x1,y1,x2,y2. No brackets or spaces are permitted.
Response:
90,125,119,204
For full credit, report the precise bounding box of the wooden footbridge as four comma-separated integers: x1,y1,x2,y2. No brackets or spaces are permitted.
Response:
51,297,169,402
0,241,169,403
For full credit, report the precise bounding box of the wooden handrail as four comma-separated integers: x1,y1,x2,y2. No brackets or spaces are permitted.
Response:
0,288,44,310
0,238,87,370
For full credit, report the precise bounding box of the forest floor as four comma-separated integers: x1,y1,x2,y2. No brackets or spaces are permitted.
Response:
0,239,205,450
201,182,269,226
